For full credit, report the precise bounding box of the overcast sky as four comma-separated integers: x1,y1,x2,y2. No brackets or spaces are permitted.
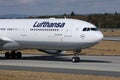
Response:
0,0,119,15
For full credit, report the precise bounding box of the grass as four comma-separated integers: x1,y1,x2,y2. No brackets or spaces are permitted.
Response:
0,70,120,80
82,41,120,56
101,29,120,37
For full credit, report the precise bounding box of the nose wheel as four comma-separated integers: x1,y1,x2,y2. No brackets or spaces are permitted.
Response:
72,57,80,62
72,50,81,63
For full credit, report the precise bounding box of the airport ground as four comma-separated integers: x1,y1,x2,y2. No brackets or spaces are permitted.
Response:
0,70,120,80
0,55,120,80
0,54,120,80
0,29,120,80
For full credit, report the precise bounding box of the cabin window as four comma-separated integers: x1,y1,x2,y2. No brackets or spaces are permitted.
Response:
30,28,59,31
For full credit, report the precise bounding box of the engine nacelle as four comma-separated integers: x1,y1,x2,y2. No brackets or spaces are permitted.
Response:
38,50,65,55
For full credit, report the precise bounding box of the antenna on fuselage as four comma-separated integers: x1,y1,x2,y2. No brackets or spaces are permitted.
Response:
64,16,67,19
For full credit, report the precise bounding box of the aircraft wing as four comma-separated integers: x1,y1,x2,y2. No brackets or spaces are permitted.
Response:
0,37,14,46
103,37,120,41
0,39,7,46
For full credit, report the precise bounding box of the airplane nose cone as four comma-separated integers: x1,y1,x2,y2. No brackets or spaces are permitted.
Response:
96,32,104,42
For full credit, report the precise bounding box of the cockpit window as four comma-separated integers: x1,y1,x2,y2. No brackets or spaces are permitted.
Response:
83,28,87,31
83,27,99,31
91,28,96,31
87,28,90,31
91,28,99,31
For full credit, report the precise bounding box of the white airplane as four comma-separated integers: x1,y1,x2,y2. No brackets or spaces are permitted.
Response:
0,18,103,62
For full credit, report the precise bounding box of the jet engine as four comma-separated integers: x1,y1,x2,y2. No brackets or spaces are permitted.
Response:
38,50,65,55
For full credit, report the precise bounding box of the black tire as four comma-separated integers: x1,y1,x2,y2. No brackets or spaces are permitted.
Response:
76,57,80,62
72,57,80,63
16,52,22,59
5,52,11,59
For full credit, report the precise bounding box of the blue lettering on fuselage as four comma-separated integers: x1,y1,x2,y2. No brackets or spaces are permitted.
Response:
33,21,65,28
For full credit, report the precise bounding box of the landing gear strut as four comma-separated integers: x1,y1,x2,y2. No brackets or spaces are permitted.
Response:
5,50,22,59
72,50,81,62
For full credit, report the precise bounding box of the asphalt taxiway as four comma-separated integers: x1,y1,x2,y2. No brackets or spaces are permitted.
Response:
104,37,120,41
0,54,120,77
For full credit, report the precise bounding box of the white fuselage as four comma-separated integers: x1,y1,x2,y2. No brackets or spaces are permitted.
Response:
0,18,103,50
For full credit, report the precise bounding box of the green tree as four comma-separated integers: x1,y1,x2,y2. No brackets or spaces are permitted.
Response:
71,11,75,16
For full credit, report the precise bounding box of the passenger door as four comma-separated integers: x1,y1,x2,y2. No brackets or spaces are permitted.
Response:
63,24,73,42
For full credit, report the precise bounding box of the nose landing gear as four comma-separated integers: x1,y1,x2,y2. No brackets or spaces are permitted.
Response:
72,50,81,63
